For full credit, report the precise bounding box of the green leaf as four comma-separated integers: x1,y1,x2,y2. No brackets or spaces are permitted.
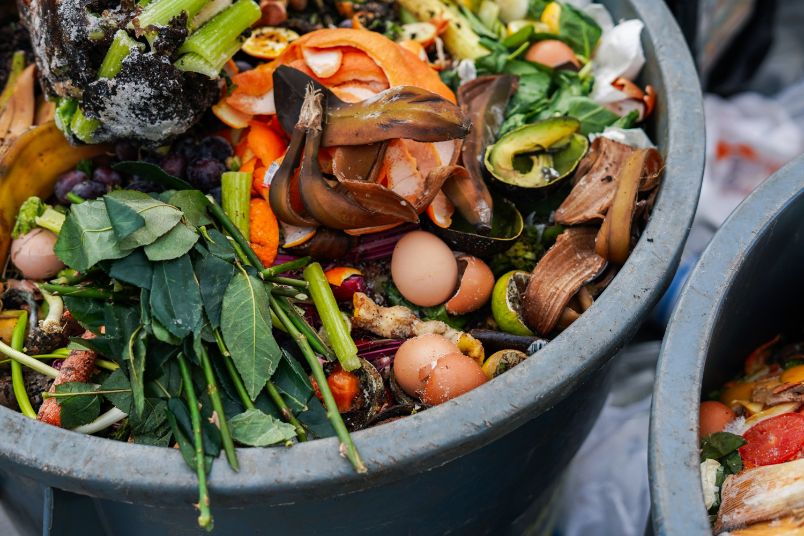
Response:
229,408,296,447
558,3,602,58
203,228,237,261
273,350,313,412
130,398,168,435
150,255,203,338
143,222,199,261
221,271,282,400
168,190,213,227
63,296,106,333
167,396,220,458
195,253,236,329
107,191,184,250
104,195,145,240
54,382,102,429
131,422,172,447
296,397,335,439
113,161,194,191
100,368,133,413
166,403,200,470
54,199,128,271
108,249,153,289
103,303,141,363
701,432,746,460
126,326,147,417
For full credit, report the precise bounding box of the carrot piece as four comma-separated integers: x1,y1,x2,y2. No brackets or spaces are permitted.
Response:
249,197,280,267
234,128,252,158
248,120,288,168
37,333,98,428
252,165,268,199
240,157,258,174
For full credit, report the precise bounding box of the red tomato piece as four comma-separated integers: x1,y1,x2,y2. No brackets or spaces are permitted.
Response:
739,413,804,468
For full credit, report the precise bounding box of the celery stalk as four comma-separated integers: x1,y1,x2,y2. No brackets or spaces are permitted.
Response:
99,30,144,79
134,0,208,29
179,0,260,64
175,37,243,78
221,171,252,240
71,108,101,144
191,0,233,30
35,207,66,235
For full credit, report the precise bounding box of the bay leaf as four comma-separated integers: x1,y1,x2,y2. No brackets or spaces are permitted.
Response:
54,199,128,271
104,195,145,240
149,256,203,338
143,222,199,261
229,408,296,447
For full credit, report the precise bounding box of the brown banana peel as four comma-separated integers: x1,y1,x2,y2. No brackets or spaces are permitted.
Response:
0,122,110,262
439,165,494,233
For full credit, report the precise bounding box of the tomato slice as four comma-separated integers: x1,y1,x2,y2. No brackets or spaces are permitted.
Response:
739,412,804,468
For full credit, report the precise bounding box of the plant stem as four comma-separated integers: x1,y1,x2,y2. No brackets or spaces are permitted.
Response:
221,171,252,240
271,301,366,473
10,312,36,418
214,328,255,410
270,286,309,300
177,353,214,531
265,380,307,442
38,284,120,300
66,192,86,205
72,407,128,434
42,389,130,399
275,296,334,359
0,340,59,378
304,263,360,371
261,257,312,277
206,201,265,271
267,276,309,289
95,359,120,371
197,341,239,471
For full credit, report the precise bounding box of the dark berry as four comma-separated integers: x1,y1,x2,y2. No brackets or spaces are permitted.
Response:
187,158,225,191
54,170,88,204
197,136,233,161
235,60,254,73
93,167,122,187
174,137,199,160
70,180,107,200
92,154,114,169
114,140,139,162
160,153,187,178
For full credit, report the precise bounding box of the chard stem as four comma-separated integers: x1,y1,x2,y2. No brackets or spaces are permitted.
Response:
197,341,239,471
10,312,36,419
177,353,214,531
265,380,308,442
0,340,59,379
261,257,312,277
271,300,366,473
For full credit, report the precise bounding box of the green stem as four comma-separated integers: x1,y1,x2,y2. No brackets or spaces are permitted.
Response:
270,286,309,300
42,389,130,399
10,312,36,419
0,51,25,108
96,359,119,371
0,340,59,378
206,201,265,271
265,380,307,442
267,276,309,289
177,353,214,531
261,257,312,277
221,171,252,240
53,269,92,286
38,284,123,300
66,192,86,205
304,263,360,372
99,30,143,79
197,341,239,472
214,328,255,410
271,301,366,473
275,296,333,359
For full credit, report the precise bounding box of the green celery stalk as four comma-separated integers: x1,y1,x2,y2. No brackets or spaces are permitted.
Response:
191,0,233,30
179,0,260,64
221,171,252,241
303,263,360,372
35,207,66,235
10,312,36,419
70,107,101,144
134,0,208,29
99,30,144,79
175,36,243,78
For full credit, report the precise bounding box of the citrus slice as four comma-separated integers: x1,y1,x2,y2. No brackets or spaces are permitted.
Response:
242,27,300,60
491,270,534,336
280,222,317,248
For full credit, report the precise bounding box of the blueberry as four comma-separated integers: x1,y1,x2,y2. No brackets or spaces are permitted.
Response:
160,153,187,178
174,137,199,160
93,167,122,187
114,140,139,162
70,180,107,200
187,158,225,192
54,170,88,204
197,136,233,161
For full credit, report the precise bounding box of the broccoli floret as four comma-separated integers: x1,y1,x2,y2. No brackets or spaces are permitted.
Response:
12,196,45,238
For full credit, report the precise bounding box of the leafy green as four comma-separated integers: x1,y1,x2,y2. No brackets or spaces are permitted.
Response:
229,408,296,447
508,72,552,116
126,326,148,417
108,249,153,289
701,432,746,475
104,195,145,240
108,191,183,250
149,255,203,338
63,296,106,333
12,197,45,238
102,303,141,364
221,270,282,400
558,3,602,58
100,368,133,413
203,228,237,261
168,190,213,227
54,199,128,271
195,253,236,329
54,382,102,429
143,222,199,261
272,350,314,412
549,96,621,134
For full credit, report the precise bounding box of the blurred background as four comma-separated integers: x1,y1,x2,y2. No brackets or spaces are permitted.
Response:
555,1,804,534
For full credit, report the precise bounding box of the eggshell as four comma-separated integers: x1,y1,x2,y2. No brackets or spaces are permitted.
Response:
391,231,458,307
445,255,495,315
524,40,580,69
10,229,64,280
699,400,736,439
393,334,460,397
419,352,488,406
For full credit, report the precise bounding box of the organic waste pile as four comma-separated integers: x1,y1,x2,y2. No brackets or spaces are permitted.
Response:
699,334,804,534
0,0,663,529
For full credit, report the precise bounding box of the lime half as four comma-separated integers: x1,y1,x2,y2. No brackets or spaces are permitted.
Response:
491,270,533,336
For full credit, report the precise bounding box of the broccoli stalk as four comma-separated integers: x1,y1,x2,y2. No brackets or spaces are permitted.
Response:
12,197,66,238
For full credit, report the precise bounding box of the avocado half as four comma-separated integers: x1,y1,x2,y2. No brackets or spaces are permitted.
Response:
484,117,589,189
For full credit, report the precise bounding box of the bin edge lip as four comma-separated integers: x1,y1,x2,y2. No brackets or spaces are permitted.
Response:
0,0,705,504
649,154,804,536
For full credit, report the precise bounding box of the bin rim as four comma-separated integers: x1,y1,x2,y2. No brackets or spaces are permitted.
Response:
0,0,704,506
649,154,804,535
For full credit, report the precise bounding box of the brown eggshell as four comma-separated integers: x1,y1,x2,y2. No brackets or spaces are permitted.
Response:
699,400,736,439
524,40,580,70
419,352,488,405
391,231,458,307
445,255,495,315
10,229,64,280
393,334,460,397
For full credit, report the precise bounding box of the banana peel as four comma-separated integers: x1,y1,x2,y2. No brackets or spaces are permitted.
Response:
0,121,110,263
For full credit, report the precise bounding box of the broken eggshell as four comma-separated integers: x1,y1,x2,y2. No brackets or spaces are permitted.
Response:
445,255,495,315
393,333,461,397
419,352,488,406
10,228,64,280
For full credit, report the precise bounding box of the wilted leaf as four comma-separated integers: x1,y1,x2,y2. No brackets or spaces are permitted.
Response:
54,199,128,271
229,409,296,446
